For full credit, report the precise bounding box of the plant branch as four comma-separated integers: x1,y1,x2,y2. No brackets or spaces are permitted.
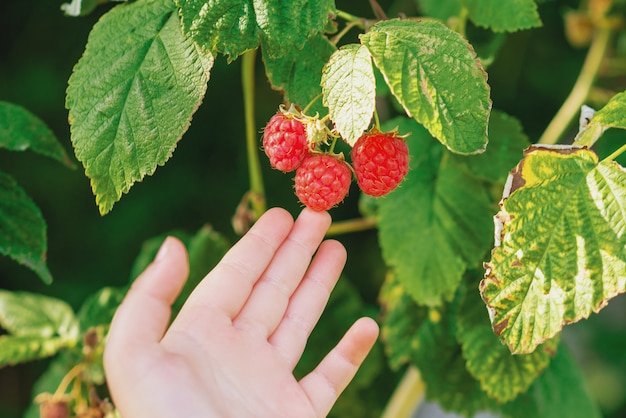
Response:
537,25,612,145
336,9,366,24
603,143,626,162
326,216,377,236
380,366,425,418
242,49,266,218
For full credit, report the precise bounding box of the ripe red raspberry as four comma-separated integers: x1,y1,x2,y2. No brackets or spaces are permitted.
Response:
294,154,352,211
263,112,309,172
351,131,409,197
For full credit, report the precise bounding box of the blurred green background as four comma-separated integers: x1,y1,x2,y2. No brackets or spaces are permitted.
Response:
1,0,625,417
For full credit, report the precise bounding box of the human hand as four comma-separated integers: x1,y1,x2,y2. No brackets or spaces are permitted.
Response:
104,208,379,418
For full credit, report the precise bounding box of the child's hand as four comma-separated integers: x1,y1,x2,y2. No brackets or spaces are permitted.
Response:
104,207,379,418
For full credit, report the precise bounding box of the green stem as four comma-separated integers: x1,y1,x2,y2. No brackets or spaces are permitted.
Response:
456,7,469,38
302,93,323,114
331,20,362,45
54,364,83,398
537,25,612,145
242,49,266,217
380,366,425,418
336,9,366,24
373,108,381,130
603,143,626,162
326,217,377,236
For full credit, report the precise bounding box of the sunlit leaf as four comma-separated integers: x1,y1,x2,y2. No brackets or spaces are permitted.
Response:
263,34,335,116
0,290,78,366
377,117,493,306
321,44,375,145
461,0,542,32
0,172,52,284
360,19,490,154
481,145,626,354
67,0,213,214
456,287,558,402
0,290,78,338
575,91,626,146
0,101,73,167
0,335,72,367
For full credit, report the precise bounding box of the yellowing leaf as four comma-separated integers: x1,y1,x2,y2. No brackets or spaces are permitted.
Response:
481,145,626,354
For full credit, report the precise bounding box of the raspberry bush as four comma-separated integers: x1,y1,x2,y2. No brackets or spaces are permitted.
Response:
2,0,626,417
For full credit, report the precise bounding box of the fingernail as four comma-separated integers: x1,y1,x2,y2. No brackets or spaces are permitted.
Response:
155,237,172,262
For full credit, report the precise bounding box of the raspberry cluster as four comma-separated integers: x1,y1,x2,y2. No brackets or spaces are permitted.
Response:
262,106,409,211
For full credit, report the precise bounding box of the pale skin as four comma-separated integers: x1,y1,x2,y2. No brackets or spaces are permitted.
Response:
104,207,379,418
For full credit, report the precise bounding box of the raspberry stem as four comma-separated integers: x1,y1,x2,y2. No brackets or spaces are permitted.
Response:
373,108,381,130
326,216,377,236
242,49,266,218
302,93,323,114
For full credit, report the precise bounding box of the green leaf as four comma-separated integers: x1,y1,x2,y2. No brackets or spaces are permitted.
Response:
481,145,626,354
378,271,427,370
360,19,490,155
458,109,530,184
575,91,626,146
66,0,213,215
461,0,542,32
0,171,52,284
417,0,462,21
381,276,497,416
0,290,78,366
77,287,126,332
456,286,558,403
177,0,335,60
322,44,376,146
0,101,73,168
176,0,258,60
0,335,72,367
252,0,335,59
502,346,601,418
0,290,78,338
377,117,493,306
263,34,336,116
